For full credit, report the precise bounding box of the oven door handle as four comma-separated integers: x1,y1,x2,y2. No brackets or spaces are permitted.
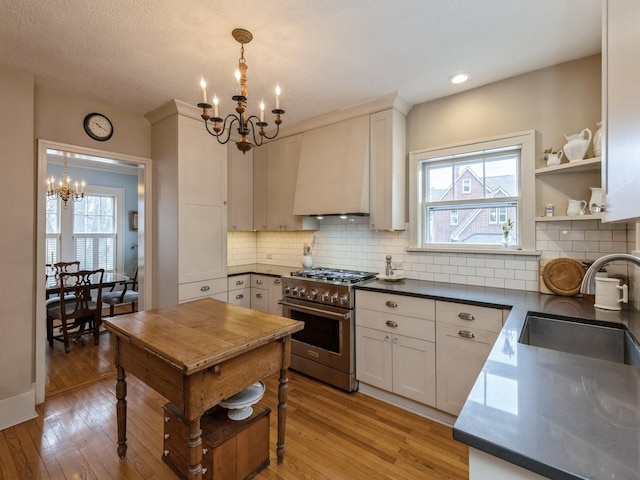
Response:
279,299,350,320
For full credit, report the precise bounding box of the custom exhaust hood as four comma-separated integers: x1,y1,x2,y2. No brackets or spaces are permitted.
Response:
293,115,370,216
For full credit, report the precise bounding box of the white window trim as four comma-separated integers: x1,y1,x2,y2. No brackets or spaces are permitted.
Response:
409,130,538,254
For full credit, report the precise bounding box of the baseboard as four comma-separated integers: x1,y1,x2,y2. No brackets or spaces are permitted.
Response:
0,385,37,431
358,382,456,427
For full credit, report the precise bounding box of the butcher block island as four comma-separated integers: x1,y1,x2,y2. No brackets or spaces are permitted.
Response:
103,298,304,480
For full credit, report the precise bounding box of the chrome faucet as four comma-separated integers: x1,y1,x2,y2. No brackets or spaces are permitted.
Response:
580,253,640,295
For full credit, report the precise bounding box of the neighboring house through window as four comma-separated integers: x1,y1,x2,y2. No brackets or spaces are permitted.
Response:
409,131,536,250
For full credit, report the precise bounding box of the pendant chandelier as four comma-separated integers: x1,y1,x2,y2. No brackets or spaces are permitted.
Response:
46,153,84,208
197,28,285,153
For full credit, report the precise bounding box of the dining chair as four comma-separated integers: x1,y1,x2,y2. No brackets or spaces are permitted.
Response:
102,268,138,317
47,269,105,353
45,261,81,344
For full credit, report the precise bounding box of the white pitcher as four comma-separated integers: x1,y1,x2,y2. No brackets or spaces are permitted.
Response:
546,150,564,166
566,199,587,216
595,277,628,310
563,128,592,162
589,187,603,214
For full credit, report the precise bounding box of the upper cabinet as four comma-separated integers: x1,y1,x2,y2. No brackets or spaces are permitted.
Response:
369,108,407,230
227,144,254,231
254,134,318,232
602,0,640,222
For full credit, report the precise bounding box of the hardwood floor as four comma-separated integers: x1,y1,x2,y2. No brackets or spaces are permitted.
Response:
7,327,469,479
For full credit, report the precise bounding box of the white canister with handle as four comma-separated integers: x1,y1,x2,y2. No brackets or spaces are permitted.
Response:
594,277,628,310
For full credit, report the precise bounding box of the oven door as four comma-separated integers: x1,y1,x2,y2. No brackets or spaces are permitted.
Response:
280,297,353,373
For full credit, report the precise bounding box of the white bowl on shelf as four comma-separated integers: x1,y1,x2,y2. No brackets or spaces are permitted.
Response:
219,381,266,421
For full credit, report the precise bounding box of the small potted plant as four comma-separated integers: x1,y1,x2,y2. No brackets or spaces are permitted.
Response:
501,218,514,248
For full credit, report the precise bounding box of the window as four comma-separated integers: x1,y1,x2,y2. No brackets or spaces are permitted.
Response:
409,131,536,250
48,185,124,273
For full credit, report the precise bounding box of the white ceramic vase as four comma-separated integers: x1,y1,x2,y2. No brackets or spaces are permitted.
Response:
302,254,313,269
563,128,592,162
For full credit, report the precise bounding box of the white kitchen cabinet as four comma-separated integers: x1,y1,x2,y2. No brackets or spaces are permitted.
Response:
227,144,253,231
534,157,602,221
253,135,318,231
356,291,436,406
602,0,640,222
435,301,503,416
147,100,228,307
227,274,250,308
369,108,406,231
249,274,283,315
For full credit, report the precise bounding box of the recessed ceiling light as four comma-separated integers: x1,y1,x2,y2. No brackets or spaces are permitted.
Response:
449,72,471,84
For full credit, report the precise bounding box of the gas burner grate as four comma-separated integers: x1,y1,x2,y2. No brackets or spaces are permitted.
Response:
290,267,377,284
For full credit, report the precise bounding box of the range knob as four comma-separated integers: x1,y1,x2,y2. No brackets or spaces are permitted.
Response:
291,287,298,295
284,285,291,295
330,293,339,303
340,294,349,306
321,292,330,302
298,288,307,297
307,289,318,300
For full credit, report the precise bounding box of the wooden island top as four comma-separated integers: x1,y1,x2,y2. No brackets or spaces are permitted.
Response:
104,298,304,480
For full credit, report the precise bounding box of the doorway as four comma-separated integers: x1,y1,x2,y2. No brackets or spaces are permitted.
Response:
36,140,153,403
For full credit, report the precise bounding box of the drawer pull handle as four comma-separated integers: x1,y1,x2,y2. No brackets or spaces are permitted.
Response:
235,294,244,300
164,416,170,423
236,280,244,286
256,279,263,285
163,450,169,456
385,320,398,328
458,330,475,339
458,312,475,321
256,293,263,299
164,433,169,439
385,301,398,308
203,448,208,455
200,285,210,292
274,279,281,284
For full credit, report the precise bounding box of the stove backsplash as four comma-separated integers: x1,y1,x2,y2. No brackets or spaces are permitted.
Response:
228,216,636,294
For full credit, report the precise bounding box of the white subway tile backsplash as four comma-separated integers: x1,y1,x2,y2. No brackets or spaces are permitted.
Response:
227,216,636,294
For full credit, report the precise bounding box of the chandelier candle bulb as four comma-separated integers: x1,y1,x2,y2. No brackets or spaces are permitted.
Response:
275,84,281,109
260,99,265,122
200,76,207,104
213,93,219,117
235,69,241,95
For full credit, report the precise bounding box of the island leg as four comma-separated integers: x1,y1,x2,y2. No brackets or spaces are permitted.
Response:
277,367,289,464
186,417,203,480
116,366,127,459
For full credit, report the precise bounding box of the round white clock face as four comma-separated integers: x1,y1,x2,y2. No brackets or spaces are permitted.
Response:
84,113,113,141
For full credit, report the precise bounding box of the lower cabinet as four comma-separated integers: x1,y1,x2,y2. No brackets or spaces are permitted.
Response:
435,301,503,416
178,278,227,304
227,275,250,308
355,291,436,406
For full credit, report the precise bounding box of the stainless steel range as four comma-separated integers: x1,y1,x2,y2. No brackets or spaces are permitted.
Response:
280,267,377,392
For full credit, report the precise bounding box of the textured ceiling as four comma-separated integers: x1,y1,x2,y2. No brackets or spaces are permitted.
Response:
0,0,602,128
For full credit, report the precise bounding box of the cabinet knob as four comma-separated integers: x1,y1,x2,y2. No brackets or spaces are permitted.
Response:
236,294,244,299
164,433,169,439
200,285,210,292
274,279,281,285
384,335,390,341
458,312,475,321
385,301,398,308
393,337,398,344
163,450,169,456
164,416,170,423
385,320,398,328
256,293,263,299
256,279,263,285
458,330,476,339
236,279,244,285
203,448,208,455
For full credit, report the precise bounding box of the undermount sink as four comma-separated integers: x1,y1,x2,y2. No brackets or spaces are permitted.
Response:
519,314,640,366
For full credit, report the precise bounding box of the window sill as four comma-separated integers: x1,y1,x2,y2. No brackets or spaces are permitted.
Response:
406,246,541,256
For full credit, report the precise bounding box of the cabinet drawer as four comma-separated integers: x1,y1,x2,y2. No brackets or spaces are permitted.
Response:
356,291,435,320
228,274,250,291
179,277,227,302
436,301,503,333
227,287,251,308
356,308,435,342
251,274,275,287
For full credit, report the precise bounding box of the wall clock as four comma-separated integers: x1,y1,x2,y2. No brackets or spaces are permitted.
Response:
83,113,113,141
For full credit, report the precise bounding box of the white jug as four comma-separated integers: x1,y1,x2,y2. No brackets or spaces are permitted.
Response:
566,199,587,216
595,277,628,310
546,150,564,166
588,187,603,214
563,128,592,162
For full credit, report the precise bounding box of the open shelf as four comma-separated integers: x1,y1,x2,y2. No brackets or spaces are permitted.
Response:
535,214,602,222
535,156,601,175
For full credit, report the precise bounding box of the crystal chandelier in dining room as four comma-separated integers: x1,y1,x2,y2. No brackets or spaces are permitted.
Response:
46,153,84,208
197,28,285,153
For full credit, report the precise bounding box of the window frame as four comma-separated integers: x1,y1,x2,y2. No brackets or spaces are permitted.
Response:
409,130,537,253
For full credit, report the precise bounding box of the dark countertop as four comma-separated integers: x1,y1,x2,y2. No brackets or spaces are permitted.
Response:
227,263,294,278
356,279,640,480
